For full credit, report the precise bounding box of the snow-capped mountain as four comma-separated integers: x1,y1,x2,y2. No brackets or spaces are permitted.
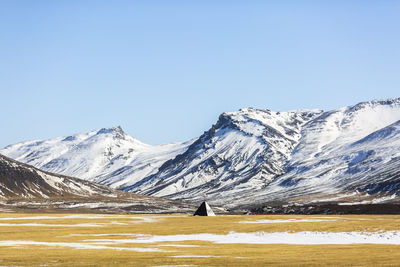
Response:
125,97,400,205
1,126,193,189
246,98,400,205
126,109,322,200
2,97,400,207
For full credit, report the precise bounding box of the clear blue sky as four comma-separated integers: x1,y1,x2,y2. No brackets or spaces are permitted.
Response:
1,1,399,147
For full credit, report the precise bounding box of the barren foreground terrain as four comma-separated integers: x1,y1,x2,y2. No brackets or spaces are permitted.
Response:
0,213,399,266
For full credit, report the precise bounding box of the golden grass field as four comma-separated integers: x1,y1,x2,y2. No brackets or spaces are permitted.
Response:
0,213,400,266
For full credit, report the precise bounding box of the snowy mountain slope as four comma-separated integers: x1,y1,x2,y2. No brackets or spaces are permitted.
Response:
0,154,197,213
125,108,322,198
289,98,400,165
1,126,193,190
245,99,400,205
0,153,118,199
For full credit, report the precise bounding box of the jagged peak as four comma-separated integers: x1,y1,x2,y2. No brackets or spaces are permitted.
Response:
94,126,132,141
227,107,270,116
220,107,321,126
96,125,124,135
94,126,152,147
238,107,271,113
226,107,323,118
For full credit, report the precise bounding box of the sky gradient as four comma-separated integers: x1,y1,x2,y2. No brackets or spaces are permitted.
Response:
1,1,399,147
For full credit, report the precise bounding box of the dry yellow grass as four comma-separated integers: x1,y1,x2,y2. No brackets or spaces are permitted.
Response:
0,213,399,266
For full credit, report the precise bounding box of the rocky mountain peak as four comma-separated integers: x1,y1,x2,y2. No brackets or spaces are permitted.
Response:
96,126,126,139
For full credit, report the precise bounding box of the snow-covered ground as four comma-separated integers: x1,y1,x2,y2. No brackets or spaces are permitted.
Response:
3,231,400,247
238,218,337,223
1,229,400,255
81,231,400,245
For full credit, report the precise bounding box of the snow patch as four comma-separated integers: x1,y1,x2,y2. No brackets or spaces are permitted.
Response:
239,218,337,224
170,255,220,258
85,231,400,245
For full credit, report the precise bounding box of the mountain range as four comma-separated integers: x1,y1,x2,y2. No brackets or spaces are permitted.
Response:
2,97,400,207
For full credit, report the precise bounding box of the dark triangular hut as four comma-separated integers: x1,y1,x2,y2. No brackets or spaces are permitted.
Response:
193,201,216,216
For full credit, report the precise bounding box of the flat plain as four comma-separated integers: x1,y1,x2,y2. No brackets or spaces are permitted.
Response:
0,213,400,266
